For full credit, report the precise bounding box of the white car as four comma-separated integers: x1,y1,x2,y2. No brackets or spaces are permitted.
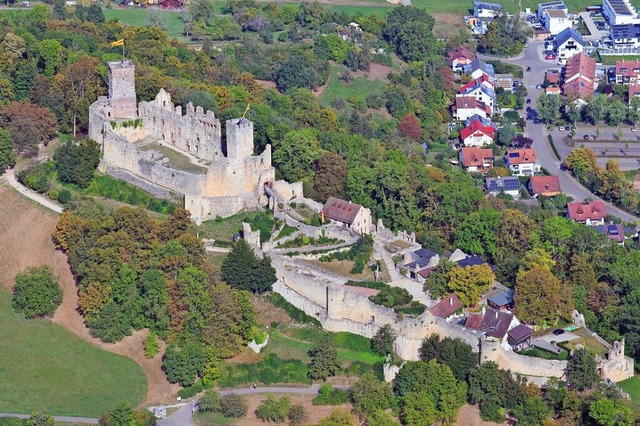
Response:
632,128,637,132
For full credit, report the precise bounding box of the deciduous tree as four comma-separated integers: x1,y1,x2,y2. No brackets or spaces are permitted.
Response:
308,333,340,380
0,101,58,157
351,373,393,418
370,324,397,356
447,264,495,306
12,266,63,319
54,138,101,188
514,266,573,326
566,347,599,391
397,114,422,141
314,151,348,203
0,127,15,174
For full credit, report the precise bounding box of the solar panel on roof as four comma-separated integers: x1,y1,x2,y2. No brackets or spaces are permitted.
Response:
504,179,520,190
509,152,519,158
608,225,619,235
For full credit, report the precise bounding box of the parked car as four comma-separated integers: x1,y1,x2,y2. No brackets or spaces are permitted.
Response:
536,84,543,89
553,329,566,336
558,126,564,131
526,98,531,104
565,126,571,131
526,66,531,71
633,128,637,132
583,135,590,140
545,54,556,60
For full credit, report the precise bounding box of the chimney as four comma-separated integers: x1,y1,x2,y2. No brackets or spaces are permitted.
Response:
449,296,453,306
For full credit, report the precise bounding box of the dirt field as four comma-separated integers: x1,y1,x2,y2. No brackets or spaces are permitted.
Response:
354,63,395,81
433,13,468,40
454,404,507,426
0,180,178,407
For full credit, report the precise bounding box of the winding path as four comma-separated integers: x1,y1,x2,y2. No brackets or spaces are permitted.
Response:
4,169,62,214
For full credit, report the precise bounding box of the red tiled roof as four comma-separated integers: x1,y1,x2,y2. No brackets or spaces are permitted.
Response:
465,313,484,330
460,147,494,167
616,60,640,77
322,197,363,225
630,84,640,98
460,120,495,140
506,148,537,165
429,293,463,319
459,74,493,93
567,200,607,222
455,95,482,110
417,267,435,279
529,175,561,195
563,76,594,98
545,71,559,84
447,46,476,65
565,53,596,81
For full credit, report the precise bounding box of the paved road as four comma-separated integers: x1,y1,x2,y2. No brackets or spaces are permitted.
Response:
498,42,640,226
3,169,63,214
157,385,344,426
0,413,98,424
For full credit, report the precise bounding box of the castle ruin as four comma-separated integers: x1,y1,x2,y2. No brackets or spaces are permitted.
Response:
89,60,301,224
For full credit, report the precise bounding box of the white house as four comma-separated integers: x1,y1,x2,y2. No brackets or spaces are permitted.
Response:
612,23,640,48
555,27,584,64
543,8,572,35
460,119,495,147
505,148,540,176
473,0,503,18
485,176,521,199
537,0,568,17
460,82,496,111
321,197,372,235
603,0,640,26
459,147,494,172
453,96,492,121
467,57,496,81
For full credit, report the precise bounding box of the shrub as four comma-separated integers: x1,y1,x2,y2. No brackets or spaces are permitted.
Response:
199,389,220,412
369,287,412,308
17,162,54,193
144,330,160,358
219,394,247,418
288,404,308,426
313,383,350,405
13,266,63,319
57,189,72,204
255,396,291,423
177,381,204,398
218,353,311,388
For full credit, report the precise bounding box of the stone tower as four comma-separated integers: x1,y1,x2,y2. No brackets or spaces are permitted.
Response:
107,60,137,119
226,118,254,159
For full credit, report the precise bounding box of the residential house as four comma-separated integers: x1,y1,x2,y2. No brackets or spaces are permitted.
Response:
467,57,496,81
555,27,585,64
459,82,496,111
453,96,492,121
447,46,477,72
563,52,596,98
321,197,372,234
507,324,533,351
459,147,494,172
399,248,440,282
537,0,568,17
543,8,572,35
615,60,640,84
603,0,640,25
457,254,494,269
460,74,496,91
594,223,626,244
487,289,515,311
528,175,561,197
505,148,540,176
473,0,504,18
567,200,607,226
465,114,493,127
465,307,520,350
429,293,464,320
485,176,521,199
611,23,640,48
546,86,562,95
460,119,495,147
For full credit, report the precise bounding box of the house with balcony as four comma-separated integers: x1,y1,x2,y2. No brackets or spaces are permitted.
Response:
615,60,640,84
447,46,477,72
555,27,584,64
460,119,495,147
505,148,540,176
566,200,607,226
453,96,492,121
459,147,494,172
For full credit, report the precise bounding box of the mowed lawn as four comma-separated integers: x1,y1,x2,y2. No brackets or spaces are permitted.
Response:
103,8,191,41
0,291,147,417
319,65,388,107
619,376,640,413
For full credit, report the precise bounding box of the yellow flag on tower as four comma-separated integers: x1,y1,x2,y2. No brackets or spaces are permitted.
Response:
111,39,124,47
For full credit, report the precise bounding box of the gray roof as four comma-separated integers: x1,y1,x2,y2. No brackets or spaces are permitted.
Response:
612,23,640,40
473,0,503,10
469,58,496,78
487,290,515,307
485,176,520,192
556,27,584,47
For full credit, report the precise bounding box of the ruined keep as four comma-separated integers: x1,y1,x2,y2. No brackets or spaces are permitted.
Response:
89,61,298,223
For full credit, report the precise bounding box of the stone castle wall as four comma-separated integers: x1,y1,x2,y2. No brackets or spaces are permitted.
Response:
138,89,222,163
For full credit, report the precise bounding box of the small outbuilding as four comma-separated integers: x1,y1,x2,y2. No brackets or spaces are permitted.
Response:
507,324,533,351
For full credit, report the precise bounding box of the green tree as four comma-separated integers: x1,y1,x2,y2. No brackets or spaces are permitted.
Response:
314,151,348,203
401,391,437,426
514,266,573,326
351,373,394,418
219,394,247,418
317,409,355,426
589,397,633,426
468,362,521,423
144,330,160,358
38,39,63,77
599,159,626,202
497,124,516,146
454,208,501,259
512,395,550,426
276,55,326,92
0,127,15,174
288,404,308,426
536,93,562,125
585,95,607,124
221,239,276,293
12,266,63,319
308,333,340,380
370,324,397,356
273,129,322,182
101,401,135,426
54,138,101,188
478,15,530,56
162,342,206,386
629,96,640,128
26,413,54,426
256,396,292,423
424,259,455,298
606,99,626,126
566,347,599,391
447,264,495,306
418,334,477,381
199,389,220,412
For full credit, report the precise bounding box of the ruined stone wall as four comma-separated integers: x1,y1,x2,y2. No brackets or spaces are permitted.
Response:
201,149,274,197
101,164,179,201
138,89,222,162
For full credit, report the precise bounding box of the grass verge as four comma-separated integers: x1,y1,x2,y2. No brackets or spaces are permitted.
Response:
619,376,640,413
0,291,146,417
319,65,388,107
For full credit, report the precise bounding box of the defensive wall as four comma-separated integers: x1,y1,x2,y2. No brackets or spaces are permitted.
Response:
271,255,568,379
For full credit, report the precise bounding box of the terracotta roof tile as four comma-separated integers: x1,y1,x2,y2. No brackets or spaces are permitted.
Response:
529,175,561,195
429,293,463,318
460,147,494,167
506,148,537,165
567,200,607,222
460,120,495,140
322,197,362,224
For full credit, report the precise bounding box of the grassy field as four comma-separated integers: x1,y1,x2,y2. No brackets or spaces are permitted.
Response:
198,210,272,242
520,347,569,361
619,376,640,413
319,65,388,107
0,291,146,417
103,8,189,41
558,328,609,356
599,54,640,65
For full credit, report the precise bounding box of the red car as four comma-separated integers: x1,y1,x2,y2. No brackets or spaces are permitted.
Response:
545,54,556,60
